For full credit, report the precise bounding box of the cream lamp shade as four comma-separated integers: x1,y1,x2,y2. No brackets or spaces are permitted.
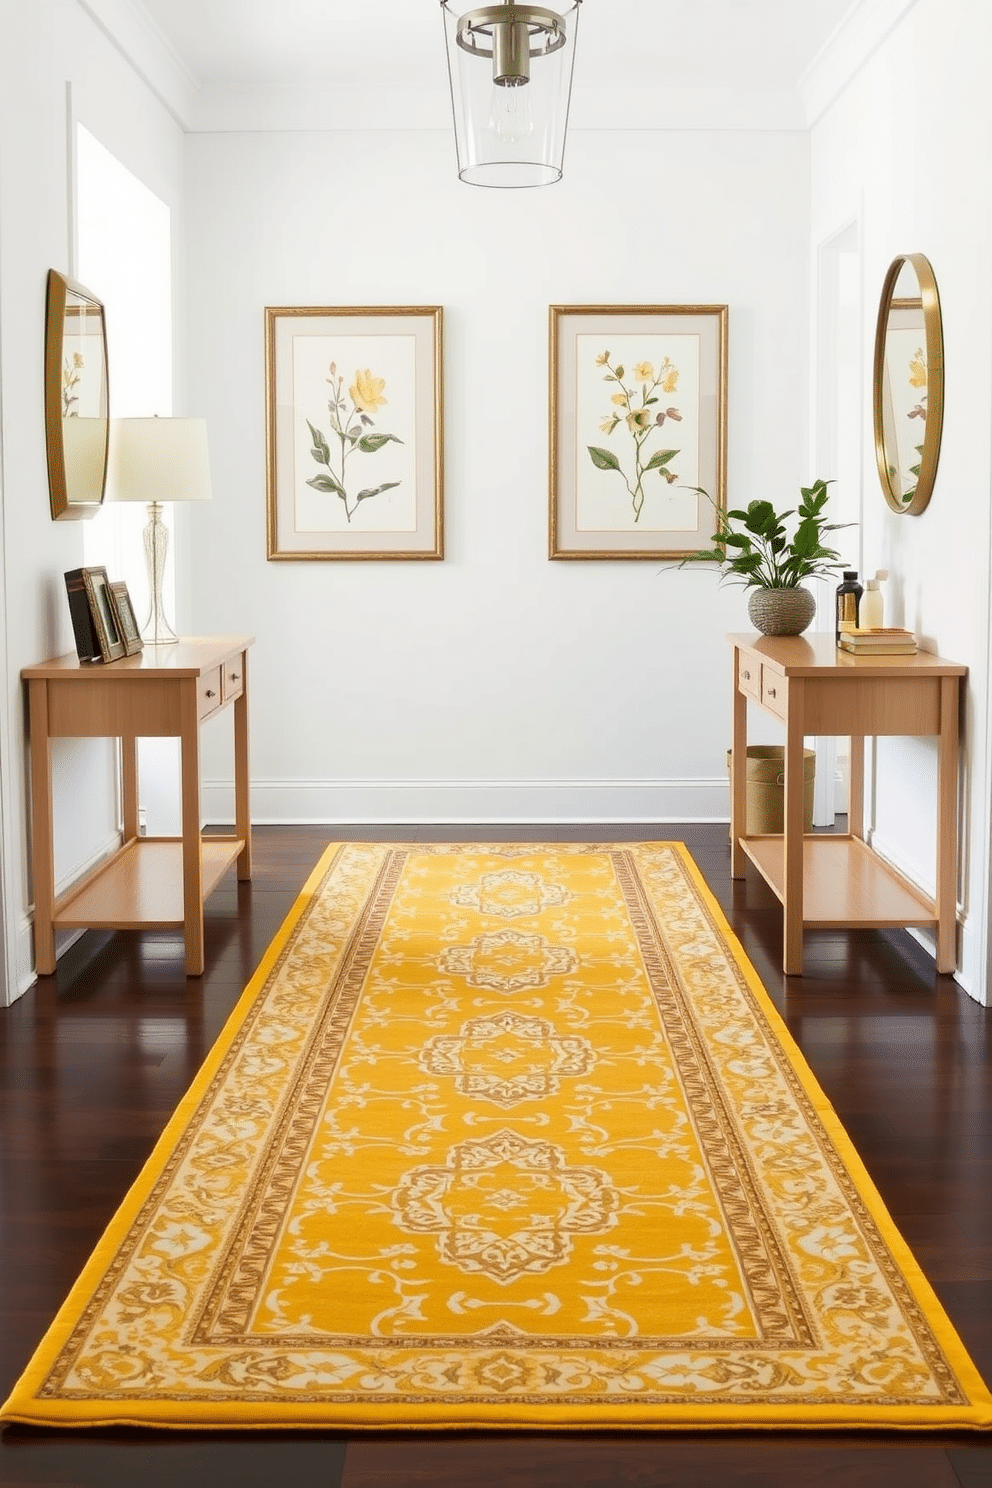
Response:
106,417,212,504
106,417,212,644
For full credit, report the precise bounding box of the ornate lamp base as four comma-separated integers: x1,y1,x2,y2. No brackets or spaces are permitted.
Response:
141,501,177,645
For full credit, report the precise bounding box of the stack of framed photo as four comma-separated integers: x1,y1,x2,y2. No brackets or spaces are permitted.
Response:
64,566,142,662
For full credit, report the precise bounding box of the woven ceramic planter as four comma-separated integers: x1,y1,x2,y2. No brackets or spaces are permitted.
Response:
747,586,816,636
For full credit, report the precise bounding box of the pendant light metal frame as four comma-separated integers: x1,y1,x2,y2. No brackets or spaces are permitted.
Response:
454,6,568,62
441,0,582,189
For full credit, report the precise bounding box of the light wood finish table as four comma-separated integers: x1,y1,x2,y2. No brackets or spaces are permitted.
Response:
729,632,966,976
23,636,253,978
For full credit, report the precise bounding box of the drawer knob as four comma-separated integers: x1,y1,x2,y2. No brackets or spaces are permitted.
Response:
230,672,240,681
206,689,217,699
767,686,776,698
742,669,751,681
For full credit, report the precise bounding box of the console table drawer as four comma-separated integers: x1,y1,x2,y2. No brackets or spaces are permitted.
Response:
738,656,761,700
197,667,223,719
222,657,245,703
760,670,787,719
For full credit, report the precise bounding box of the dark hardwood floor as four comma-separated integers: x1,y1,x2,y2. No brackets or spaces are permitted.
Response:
2,824,991,1487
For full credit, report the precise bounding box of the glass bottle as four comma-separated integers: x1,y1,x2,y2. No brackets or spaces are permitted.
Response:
835,571,862,641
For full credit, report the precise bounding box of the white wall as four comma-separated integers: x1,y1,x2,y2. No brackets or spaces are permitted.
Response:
0,0,184,1001
13,0,986,1006
808,0,992,997
186,127,811,826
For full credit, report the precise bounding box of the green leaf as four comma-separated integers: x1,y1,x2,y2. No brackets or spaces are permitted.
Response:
306,420,331,466
587,445,622,472
356,481,401,502
644,448,679,472
356,432,403,454
306,472,346,497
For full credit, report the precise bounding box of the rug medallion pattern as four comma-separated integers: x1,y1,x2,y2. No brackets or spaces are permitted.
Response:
4,843,990,1429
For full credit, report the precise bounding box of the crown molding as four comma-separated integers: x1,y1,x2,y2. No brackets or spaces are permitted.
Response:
77,0,863,137
75,0,200,128
75,0,809,136
190,83,807,136
799,0,919,127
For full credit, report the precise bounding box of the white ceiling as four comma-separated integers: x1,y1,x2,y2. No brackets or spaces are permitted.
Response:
129,0,858,123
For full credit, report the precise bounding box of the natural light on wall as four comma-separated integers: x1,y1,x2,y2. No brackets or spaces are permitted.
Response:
76,124,180,833
76,123,172,590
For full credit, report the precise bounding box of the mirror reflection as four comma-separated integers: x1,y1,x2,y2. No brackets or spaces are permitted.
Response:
45,270,109,520
872,253,943,515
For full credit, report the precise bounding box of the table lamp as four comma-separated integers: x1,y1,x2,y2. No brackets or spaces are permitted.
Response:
106,417,212,644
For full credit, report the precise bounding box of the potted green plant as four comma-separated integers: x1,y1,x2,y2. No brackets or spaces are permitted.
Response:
680,478,851,635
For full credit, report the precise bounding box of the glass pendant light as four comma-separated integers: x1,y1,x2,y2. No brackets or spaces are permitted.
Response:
440,1,582,187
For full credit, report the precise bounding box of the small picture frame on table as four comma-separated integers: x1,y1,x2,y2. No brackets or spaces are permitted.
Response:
83,567,126,662
108,580,143,656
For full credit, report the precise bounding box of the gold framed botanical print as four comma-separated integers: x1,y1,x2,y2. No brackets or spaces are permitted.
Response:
549,304,728,559
265,305,443,560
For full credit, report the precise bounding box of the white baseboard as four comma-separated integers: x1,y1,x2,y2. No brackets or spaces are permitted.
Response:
201,775,732,825
11,913,39,1005
867,829,934,899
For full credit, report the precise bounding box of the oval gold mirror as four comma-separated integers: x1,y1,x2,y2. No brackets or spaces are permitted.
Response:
872,253,944,515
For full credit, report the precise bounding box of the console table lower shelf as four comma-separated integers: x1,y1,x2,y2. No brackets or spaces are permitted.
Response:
739,835,938,929
51,837,246,931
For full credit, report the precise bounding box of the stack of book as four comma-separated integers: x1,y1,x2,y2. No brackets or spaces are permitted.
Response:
838,627,918,656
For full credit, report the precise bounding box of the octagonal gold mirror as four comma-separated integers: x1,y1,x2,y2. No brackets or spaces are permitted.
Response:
872,253,944,515
44,269,109,520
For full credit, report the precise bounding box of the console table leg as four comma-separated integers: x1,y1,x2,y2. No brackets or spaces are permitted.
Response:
849,735,865,841
782,680,806,976
28,680,56,976
180,690,205,977
935,675,959,974
234,656,252,882
121,733,139,841
730,667,747,879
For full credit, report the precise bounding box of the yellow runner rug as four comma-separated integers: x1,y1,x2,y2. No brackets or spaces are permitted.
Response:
4,843,991,1432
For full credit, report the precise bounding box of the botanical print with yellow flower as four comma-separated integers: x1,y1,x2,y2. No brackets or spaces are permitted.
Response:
587,351,682,522
306,363,404,523
882,328,929,505
900,345,928,503
62,351,84,417
573,333,701,535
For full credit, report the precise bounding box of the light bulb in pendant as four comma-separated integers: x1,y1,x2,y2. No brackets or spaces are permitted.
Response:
488,81,534,146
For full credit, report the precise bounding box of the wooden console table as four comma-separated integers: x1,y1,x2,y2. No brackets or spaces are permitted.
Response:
23,636,253,978
729,632,966,976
